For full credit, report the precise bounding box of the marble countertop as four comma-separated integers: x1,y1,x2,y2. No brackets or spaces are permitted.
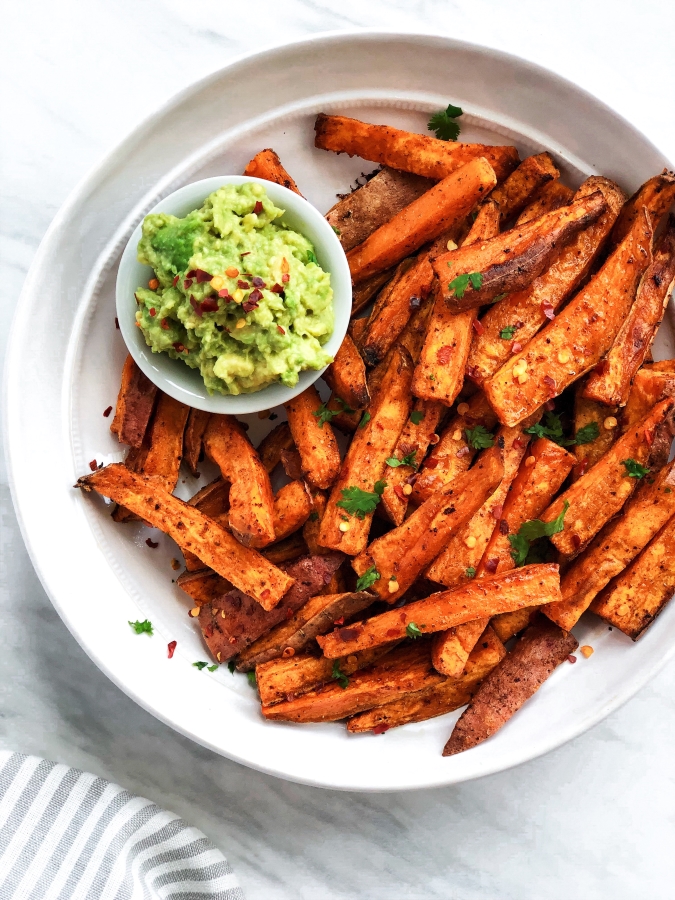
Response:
2,2,675,897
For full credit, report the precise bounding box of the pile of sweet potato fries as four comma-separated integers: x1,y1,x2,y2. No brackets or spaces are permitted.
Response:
77,112,675,755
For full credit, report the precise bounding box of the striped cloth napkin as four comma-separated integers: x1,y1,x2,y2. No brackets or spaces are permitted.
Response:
0,753,244,899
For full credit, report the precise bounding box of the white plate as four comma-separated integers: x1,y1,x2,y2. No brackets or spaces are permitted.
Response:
5,32,674,792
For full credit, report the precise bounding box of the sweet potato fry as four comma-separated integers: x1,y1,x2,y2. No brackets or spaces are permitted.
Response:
182,408,210,476
318,564,561,658
490,607,537,643
466,177,625,386
396,292,435,364
351,268,397,316
325,167,433,252
110,354,158,448
177,568,230,604
204,415,276,548
413,201,501,404
431,618,489,679
323,333,369,409
181,478,232,571
314,113,519,182
347,157,497,284
303,490,328,555
515,180,574,226
243,148,302,195
353,447,504,603
583,218,675,405
348,626,506,732
571,385,618,481
256,422,295,475
434,190,608,311
476,437,575,577
540,398,675,557
349,317,368,345
426,424,531,588
77,464,293,608
489,153,560,224
621,366,675,433
319,345,414,555
198,552,343,660
484,209,653,426
256,644,396,707
411,392,498,504
590,514,675,639
284,385,341,490
380,399,445,526
360,255,434,366
237,590,374,670
272,480,313,542
609,170,675,249
262,532,308,565
442,618,578,755
262,642,444,723
544,458,675,631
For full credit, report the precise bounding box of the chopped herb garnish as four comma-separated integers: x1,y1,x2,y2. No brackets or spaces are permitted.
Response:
337,482,385,519
666,488,673,494
410,410,425,425
491,293,508,303
309,511,319,522
247,671,257,687
356,566,380,591
406,622,423,639
466,567,476,579
465,425,495,449
313,397,353,427
307,250,318,264
524,411,588,447
428,102,463,141
623,458,650,479
574,421,600,445
192,661,208,670
358,411,371,429
508,501,570,566
207,664,219,672
128,619,153,636
228,660,236,673
448,271,483,299
385,451,418,469
332,660,350,689
499,324,519,340
331,225,341,235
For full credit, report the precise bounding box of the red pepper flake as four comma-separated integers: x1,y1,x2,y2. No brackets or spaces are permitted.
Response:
88,459,98,471
437,345,452,365
184,278,193,290
237,280,250,290
252,276,266,288
173,342,187,353
253,200,264,214
543,374,556,394
511,341,522,354
242,294,260,313
542,302,555,320
567,654,577,664
103,405,113,418
277,325,286,335
186,270,197,278
195,269,212,283
499,519,509,535
394,484,406,501
576,459,589,478
285,607,294,619
200,297,219,314
472,318,484,335
333,616,345,626
270,283,284,294
644,427,654,446
373,724,390,735
146,537,159,548
572,533,582,550
240,251,251,257
148,308,156,317
167,640,177,659
115,317,120,329
161,318,170,330
218,289,231,301
190,296,203,318
385,628,400,638
282,273,290,283
425,458,439,469
484,557,499,574
492,504,503,519
465,365,481,382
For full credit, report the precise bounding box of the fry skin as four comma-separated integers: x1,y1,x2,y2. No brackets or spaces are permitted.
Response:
590,515,675,639
314,113,519,183
318,564,561,658
110,354,158,448
466,177,625,386
256,422,295,474
77,464,293,608
434,190,608,311
346,157,497,284
182,408,210,476
442,618,578,755
353,446,504,603
177,568,231,604
319,345,414,555
609,170,675,249
204,415,276,548
284,385,341,491
489,152,560,224
323,333,370,410
571,385,618,481
583,217,675,406
484,208,653,426
514,180,574,226
243,148,303,195
540,398,675,557
348,626,506,732
544,458,675,631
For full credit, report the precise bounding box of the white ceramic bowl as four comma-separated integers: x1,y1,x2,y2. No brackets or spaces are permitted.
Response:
116,175,351,414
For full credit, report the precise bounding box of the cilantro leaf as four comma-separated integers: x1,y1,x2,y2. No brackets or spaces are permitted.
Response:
448,272,483,299
313,397,354,427
491,293,508,303
331,225,341,235
309,511,319,522
332,660,350,689
508,501,570,566
623,458,650,479
247,671,257,687
356,566,380,591
428,103,463,141
499,324,519,340
524,412,575,447
337,484,385,519
386,451,418,469
307,250,318,264
406,622,423,639
228,660,236,674
128,619,153,636
410,410,425,425
465,567,476,579
207,664,219,672
465,425,495,449
468,272,483,290
359,411,371,429
192,661,208,670
574,422,600,445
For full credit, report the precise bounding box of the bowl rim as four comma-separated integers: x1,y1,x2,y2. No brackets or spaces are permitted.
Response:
115,173,351,414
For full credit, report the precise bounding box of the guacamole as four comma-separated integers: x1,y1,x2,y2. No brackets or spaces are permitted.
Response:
134,182,334,395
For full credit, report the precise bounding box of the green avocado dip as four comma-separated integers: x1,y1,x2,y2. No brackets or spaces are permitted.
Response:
134,182,334,395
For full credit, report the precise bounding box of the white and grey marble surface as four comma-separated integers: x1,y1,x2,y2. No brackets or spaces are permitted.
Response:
2,2,675,898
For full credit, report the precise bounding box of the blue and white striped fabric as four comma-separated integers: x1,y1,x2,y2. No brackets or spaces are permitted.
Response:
0,753,244,899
